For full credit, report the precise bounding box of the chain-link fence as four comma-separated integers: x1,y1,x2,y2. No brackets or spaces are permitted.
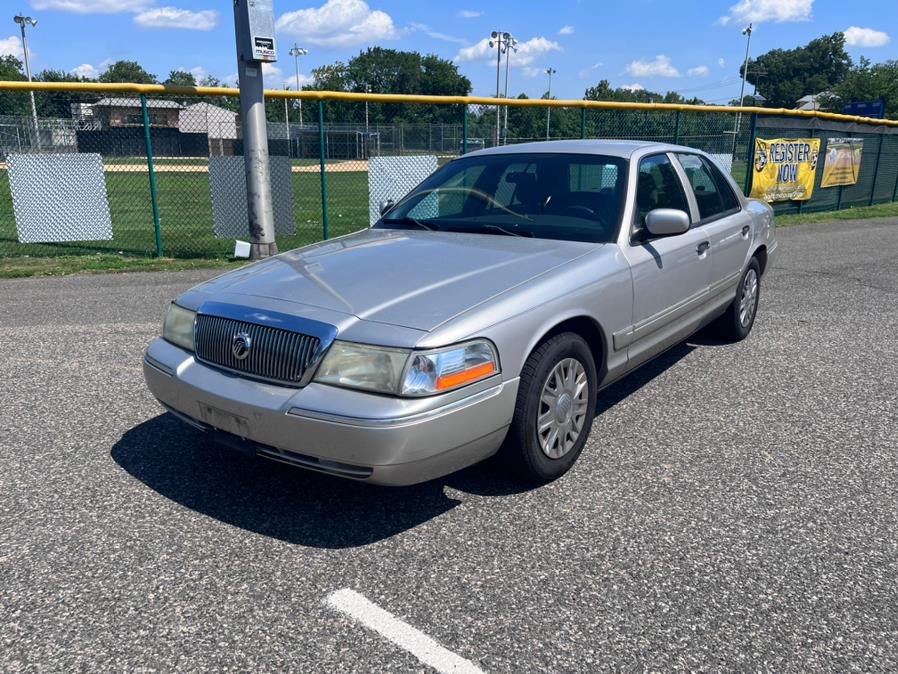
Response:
1,83,897,262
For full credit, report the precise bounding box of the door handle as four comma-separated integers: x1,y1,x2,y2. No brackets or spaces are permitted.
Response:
696,241,710,255
741,225,751,237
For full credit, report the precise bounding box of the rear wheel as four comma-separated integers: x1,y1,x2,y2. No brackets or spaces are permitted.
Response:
716,257,761,341
503,333,597,482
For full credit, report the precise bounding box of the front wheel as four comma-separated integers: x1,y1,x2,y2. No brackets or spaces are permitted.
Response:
502,333,597,483
716,257,761,341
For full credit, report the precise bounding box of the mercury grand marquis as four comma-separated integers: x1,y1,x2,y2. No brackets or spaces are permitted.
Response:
143,140,776,485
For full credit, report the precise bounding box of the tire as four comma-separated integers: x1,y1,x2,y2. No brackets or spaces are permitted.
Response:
502,332,598,483
716,257,761,342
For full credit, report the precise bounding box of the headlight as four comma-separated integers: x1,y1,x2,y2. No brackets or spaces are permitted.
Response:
314,341,410,394
401,340,499,396
313,339,500,396
162,302,196,351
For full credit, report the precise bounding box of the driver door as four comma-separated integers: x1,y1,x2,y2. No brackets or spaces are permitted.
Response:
619,153,712,368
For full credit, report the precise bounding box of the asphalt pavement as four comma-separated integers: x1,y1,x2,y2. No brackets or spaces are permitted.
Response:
1,218,897,672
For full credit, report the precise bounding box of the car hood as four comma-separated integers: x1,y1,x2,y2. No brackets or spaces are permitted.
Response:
194,228,597,331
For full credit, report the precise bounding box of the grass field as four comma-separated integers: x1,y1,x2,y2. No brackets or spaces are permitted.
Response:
0,168,371,260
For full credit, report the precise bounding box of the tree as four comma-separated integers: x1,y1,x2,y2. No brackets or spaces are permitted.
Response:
307,48,472,124
35,68,98,117
0,55,28,116
163,70,197,87
743,33,851,109
99,60,157,84
826,57,898,119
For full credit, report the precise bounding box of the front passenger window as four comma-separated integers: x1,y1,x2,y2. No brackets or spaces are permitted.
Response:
634,154,690,238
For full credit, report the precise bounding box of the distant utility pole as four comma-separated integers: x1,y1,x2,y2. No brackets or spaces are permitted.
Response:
289,44,308,127
233,0,278,259
489,31,510,146
13,14,40,151
732,22,753,156
545,67,556,140
502,34,517,145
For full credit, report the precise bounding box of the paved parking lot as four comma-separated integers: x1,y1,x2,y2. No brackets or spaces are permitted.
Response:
2,218,897,672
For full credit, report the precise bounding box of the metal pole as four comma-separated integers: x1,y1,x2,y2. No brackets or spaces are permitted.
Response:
234,1,278,259
869,134,884,206
289,45,307,128
580,107,587,139
545,68,555,140
140,95,163,257
318,100,329,240
495,32,502,146
732,23,753,157
743,112,757,196
673,110,681,144
284,84,290,158
502,37,515,145
462,103,468,155
17,22,40,151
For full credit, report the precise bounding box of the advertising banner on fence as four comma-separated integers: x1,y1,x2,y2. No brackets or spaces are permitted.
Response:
821,138,864,188
750,137,821,202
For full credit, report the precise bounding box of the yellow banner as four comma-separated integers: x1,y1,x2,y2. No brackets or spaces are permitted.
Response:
821,138,864,187
750,137,820,202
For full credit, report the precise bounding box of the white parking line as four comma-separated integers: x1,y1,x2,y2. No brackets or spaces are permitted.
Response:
326,588,485,674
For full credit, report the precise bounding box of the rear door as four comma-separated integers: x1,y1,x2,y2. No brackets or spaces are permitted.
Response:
618,153,712,369
675,153,753,304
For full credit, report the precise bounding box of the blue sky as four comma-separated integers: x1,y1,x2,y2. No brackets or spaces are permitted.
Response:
3,0,895,103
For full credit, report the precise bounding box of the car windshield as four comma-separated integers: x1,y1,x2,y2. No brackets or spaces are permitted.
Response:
375,152,628,243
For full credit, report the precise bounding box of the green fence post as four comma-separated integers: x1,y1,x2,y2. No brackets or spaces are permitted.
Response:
869,133,884,206
673,110,681,144
140,94,163,257
462,103,468,154
318,100,329,240
742,113,757,196
893,140,898,202
580,107,587,139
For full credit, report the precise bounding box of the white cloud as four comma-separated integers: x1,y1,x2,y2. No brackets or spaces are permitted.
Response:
687,65,710,77
719,0,812,25
0,36,24,60
625,54,680,78
29,0,151,13
844,26,890,48
558,25,574,35
70,63,100,78
408,23,466,45
454,36,561,67
134,7,218,30
718,57,726,67
276,0,396,48
622,83,644,92
578,62,603,78
457,10,482,18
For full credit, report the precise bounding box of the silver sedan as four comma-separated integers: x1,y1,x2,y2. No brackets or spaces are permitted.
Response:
143,140,776,485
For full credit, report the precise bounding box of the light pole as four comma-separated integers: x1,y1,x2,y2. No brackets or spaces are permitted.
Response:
502,34,517,145
489,31,510,146
545,67,556,140
732,23,753,156
13,14,40,150
288,44,308,127
364,83,371,134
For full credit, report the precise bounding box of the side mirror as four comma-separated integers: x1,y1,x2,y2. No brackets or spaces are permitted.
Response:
379,199,395,217
645,208,690,237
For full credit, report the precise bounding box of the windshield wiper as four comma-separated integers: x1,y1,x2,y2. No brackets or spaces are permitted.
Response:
479,224,534,238
381,216,438,231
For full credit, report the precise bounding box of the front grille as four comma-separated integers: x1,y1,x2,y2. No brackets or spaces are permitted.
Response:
194,314,321,387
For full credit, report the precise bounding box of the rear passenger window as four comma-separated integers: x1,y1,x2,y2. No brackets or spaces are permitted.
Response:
677,154,739,220
634,154,690,235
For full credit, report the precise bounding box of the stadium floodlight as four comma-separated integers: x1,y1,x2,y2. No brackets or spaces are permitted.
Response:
501,34,517,144
13,15,40,150
488,31,511,145
732,23,754,156
288,44,309,127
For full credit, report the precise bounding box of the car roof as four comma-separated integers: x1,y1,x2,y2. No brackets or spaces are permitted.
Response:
464,138,701,160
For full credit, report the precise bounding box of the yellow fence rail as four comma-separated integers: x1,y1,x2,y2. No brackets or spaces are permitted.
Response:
0,79,895,128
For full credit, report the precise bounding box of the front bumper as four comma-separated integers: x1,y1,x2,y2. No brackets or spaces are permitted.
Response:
143,338,518,486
